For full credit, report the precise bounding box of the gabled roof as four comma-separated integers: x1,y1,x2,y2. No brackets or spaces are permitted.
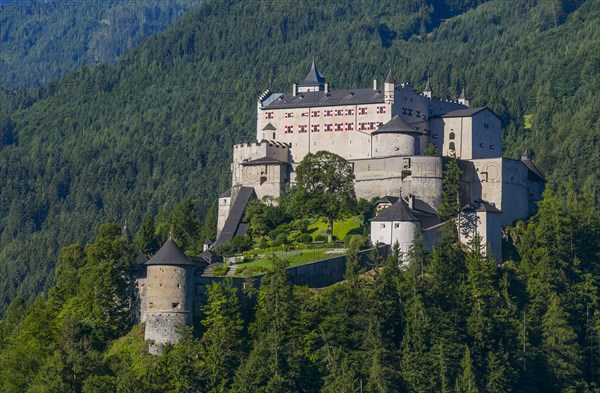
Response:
441,107,492,118
298,60,326,87
385,70,395,84
372,115,423,135
240,156,290,166
262,122,276,131
145,236,194,266
262,88,384,109
371,199,419,222
521,153,545,182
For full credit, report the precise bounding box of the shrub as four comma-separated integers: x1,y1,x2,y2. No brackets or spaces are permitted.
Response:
345,234,369,249
212,264,229,276
298,233,313,244
236,265,270,277
213,235,253,256
314,234,327,242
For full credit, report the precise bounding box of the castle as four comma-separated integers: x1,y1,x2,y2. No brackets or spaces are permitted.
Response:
137,62,545,354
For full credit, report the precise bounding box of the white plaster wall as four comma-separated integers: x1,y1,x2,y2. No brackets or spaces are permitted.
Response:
217,196,231,239
370,220,418,259
373,133,418,157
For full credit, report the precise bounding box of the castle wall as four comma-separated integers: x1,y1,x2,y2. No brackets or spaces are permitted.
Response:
372,133,419,157
144,265,193,354
458,211,502,262
217,196,231,239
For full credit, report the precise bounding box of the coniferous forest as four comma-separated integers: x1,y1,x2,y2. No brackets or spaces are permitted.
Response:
1,0,600,391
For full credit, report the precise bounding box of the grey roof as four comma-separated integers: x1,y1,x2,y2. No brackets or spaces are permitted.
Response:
121,222,132,239
262,122,276,131
424,78,431,92
145,236,194,266
408,198,437,215
441,107,491,118
385,70,395,84
373,115,423,135
376,196,399,205
217,187,256,244
462,199,501,214
240,156,290,166
371,199,419,222
262,88,384,109
298,60,325,87
219,189,231,198
521,153,545,182
135,250,149,265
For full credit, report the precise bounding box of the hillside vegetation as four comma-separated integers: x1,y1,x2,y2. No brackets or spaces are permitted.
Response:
0,0,200,89
0,0,598,314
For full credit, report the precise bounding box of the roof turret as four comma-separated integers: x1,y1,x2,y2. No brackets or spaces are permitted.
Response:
121,221,132,239
424,78,431,92
145,235,194,266
298,60,326,87
459,87,468,100
384,69,395,84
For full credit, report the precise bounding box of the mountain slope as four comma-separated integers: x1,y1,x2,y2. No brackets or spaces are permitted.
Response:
0,0,200,89
0,0,598,313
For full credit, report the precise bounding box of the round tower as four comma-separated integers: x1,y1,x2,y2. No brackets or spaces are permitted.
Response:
144,235,196,355
372,115,424,157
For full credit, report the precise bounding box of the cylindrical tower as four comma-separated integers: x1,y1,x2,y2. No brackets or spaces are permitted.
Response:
372,115,424,157
144,236,196,355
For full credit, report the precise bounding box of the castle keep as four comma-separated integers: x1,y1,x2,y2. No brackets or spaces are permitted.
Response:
218,61,545,258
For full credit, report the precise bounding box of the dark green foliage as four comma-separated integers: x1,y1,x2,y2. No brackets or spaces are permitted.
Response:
134,213,159,257
213,235,253,257
438,158,463,220
295,151,357,243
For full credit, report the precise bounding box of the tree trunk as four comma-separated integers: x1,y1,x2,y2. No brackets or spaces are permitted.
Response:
328,217,334,243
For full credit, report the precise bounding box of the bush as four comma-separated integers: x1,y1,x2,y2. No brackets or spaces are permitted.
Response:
258,238,270,249
213,235,253,257
298,233,313,244
345,234,369,249
236,265,270,277
314,234,327,242
212,264,229,276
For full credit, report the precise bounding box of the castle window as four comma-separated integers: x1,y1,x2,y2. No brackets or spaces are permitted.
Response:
358,107,368,115
284,125,293,134
284,112,294,118
376,106,386,114
325,124,333,132
380,224,386,229
335,123,343,131
265,112,274,119
302,111,309,117
449,142,456,151
299,125,307,133
449,132,455,140
311,124,319,133
324,110,333,117
490,145,495,150
346,108,354,115
311,111,320,117
335,109,344,116
378,122,383,129
172,302,180,309
407,109,413,116
484,123,490,129
481,171,489,182
403,158,411,168
358,123,367,131
479,143,485,148
149,302,154,308
394,223,400,229
416,110,421,118
273,132,276,139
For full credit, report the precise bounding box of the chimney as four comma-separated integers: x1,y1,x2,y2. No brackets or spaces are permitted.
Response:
373,79,378,90
292,83,297,96
408,194,416,209
324,83,329,94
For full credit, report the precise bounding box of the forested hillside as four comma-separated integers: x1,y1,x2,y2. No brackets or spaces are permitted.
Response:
0,0,598,315
0,0,200,89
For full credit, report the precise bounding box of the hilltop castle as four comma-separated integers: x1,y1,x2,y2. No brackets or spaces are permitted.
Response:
137,62,545,354
217,61,545,259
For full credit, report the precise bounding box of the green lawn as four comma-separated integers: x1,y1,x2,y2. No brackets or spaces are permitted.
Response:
306,216,363,240
233,247,346,276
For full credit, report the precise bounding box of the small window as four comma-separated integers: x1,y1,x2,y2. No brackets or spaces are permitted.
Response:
490,145,495,150
432,134,439,139
449,132,455,140
394,223,400,229
149,302,154,308
380,223,386,229
273,132,276,139
484,123,490,129
403,158,411,169
479,143,485,148
449,142,456,151
172,302,180,309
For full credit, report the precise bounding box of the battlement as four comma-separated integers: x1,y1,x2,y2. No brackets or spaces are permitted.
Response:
233,139,290,149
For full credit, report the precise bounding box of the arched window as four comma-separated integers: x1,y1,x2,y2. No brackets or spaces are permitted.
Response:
449,132,455,140
449,142,456,151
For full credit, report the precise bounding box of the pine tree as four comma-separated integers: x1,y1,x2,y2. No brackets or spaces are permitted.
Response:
134,213,159,257
454,346,478,393
200,200,218,243
438,158,462,220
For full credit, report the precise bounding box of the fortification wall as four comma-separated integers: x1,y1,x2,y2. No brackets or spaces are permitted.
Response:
372,133,418,157
145,312,190,355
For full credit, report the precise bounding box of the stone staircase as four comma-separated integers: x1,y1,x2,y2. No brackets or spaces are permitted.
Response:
226,263,237,276
201,263,217,277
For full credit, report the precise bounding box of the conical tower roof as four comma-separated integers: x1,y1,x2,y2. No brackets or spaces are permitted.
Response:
373,115,423,135
424,78,431,92
371,199,419,222
145,236,194,266
298,60,325,87
385,69,395,84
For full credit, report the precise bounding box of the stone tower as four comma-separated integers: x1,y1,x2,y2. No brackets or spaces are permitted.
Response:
144,236,196,355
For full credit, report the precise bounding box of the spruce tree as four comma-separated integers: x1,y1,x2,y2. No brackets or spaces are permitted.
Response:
438,158,462,220
454,346,478,393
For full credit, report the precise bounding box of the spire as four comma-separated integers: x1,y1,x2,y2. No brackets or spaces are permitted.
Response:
121,220,132,239
298,59,325,88
423,76,432,98
385,69,395,84
458,86,470,106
